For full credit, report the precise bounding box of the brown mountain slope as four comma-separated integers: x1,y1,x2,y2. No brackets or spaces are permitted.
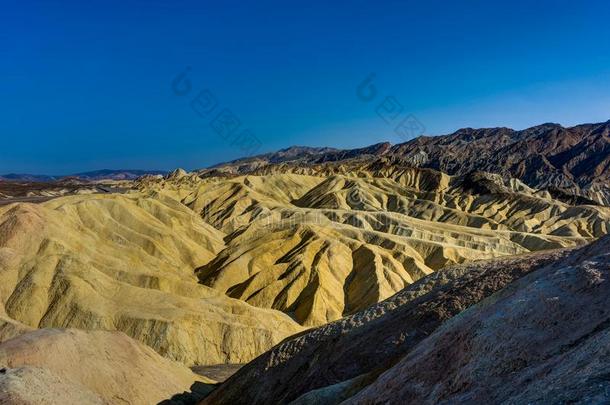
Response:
391,121,610,205
209,120,610,205
201,235,610,405
346,235,610,404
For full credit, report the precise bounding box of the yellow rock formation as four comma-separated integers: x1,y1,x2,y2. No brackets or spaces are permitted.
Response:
140,166,610,327
0,328,212,404
0,193,302,366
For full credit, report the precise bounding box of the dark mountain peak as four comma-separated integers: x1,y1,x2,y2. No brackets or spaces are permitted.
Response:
207,119,610,205
211,145,340,169
353,141,392,154
314,142,392,163
532,122,563,128
517,122,563,137
451,126,512,134
277,145,337,153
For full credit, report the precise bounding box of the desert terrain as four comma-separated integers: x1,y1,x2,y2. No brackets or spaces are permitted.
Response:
0,121,608,403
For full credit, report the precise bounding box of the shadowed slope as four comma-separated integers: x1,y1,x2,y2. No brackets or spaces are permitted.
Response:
348,235,610,404
202,236,610,404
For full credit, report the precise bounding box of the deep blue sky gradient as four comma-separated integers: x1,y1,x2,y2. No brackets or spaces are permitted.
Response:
2,0,610,173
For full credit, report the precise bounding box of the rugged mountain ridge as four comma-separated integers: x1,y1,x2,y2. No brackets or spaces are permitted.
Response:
210,121,610,205
391,121,610,205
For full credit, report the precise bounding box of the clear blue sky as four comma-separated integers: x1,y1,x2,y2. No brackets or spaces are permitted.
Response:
2,0,610,173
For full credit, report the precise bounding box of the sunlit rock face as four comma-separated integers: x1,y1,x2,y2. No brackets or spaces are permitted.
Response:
0,193,302,366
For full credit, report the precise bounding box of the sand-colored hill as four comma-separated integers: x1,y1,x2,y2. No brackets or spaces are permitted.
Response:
0,328,212,404
136,164,610,327
0,309,33,343
202,235,610,404
0,193,302,366
1,158,608,372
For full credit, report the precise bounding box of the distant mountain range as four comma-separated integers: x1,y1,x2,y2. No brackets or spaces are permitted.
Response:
211,120,610,205
0,169,167,183
4,120,609,203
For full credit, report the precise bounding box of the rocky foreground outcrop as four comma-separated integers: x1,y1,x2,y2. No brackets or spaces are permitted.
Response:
202,235,610,404
347,235,610,404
